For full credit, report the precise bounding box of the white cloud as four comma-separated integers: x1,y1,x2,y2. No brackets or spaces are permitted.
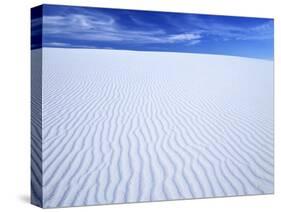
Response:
45,42,98,49
40,10,273,47
31,17,42,28
184,15,273,41
188,40,201,46
168,33,201,42
42,13,203,45
45,42,71,47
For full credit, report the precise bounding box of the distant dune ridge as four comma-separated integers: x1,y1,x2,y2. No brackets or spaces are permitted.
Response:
31,48,273,208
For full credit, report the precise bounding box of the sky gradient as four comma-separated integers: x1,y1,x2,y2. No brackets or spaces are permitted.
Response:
31,4,274,60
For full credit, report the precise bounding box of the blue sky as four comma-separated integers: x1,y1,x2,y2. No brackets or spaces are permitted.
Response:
31,4,274,60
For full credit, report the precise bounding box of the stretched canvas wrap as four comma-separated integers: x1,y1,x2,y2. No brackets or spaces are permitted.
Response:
31,4,274,208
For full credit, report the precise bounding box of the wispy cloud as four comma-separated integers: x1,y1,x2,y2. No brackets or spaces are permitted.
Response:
45,42,72,47
182,15,273,41
42,11,202,45
31,5,273,59
45,41,99,49
187,40,201,46
168,33,201,42
40,9,273,47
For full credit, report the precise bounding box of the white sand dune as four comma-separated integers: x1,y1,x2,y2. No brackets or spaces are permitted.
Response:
32,48,273,208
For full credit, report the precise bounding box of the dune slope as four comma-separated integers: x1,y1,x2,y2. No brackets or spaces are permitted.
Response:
39,48,273,208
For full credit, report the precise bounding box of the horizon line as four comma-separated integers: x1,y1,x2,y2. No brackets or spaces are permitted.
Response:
32,46,274,61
